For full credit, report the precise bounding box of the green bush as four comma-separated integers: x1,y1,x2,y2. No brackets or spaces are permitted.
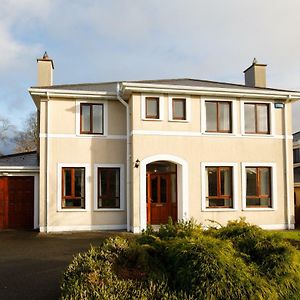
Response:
61,219,300,300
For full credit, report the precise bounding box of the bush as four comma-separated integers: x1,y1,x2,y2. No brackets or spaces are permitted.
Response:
61,219,300,300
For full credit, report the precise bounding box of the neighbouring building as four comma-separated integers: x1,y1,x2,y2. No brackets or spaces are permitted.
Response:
1,54,299,232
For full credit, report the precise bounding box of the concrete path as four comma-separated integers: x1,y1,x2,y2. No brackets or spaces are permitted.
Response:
0,230,127,300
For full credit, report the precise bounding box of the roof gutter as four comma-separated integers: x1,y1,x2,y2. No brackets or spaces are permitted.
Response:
116,83,131,232
121,82,300,100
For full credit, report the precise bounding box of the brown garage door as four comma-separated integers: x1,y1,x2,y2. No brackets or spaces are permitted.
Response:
0,176,34,229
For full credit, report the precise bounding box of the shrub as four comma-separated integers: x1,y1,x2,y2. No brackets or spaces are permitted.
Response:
61,219,300,300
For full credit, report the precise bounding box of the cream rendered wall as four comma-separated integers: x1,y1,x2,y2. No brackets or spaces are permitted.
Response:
39,97,127,231
130,92,294,230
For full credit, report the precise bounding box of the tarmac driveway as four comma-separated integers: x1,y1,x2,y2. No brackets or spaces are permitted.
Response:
0,230,127,300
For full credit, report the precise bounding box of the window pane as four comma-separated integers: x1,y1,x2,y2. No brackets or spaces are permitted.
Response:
257,104,269,133
246,168,257,196
160,177,167,203
63,169,71,196
206,102,217,131
294,149,300,163
98,168,120,208
92,105,103,134
246,198,260,206
151,176,158,203
219,103,231,131
65,199,82,207
207,167,217,196
74,168,85,197
259,168,270,195
81,105,90,132
146,97,159,118
221,168,232,196
173,99,186,120
245,104,256,133
209,199,225,207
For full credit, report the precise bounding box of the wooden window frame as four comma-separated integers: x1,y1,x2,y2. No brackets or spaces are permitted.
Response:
145,97,160,119
80,103,104,134
205,101,232,133
244,103,270,134
246,167,272,208
97,167,120,209
206,166,233,208
61,167,85,209
172,98,186,120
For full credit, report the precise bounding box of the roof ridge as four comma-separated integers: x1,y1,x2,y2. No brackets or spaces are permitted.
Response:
0,151,37,158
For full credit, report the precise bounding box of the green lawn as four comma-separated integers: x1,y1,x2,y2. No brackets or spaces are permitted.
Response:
271,230,300,241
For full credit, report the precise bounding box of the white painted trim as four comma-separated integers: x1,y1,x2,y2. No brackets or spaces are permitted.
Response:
201,162,238,211
241,162,277,211
201,97,238,135
130,226,140,233
93,164,125,211
121,82,300,100
139,154,188,232
40,133,126,139
168,95,191,122
44,224,127,232
131,129,291,140
57,163,91,212
240,100,275,136
0,167,39,172
75,99,108,136
141,94,164,121
259,224,295,230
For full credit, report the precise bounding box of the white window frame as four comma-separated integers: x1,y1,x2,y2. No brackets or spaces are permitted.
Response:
75,99,108,136
201,97,237,135
141,94,164,121
240,100,274,136
168,95,191,122
241,162,277,211
94,164,125,211
201,162,238,211
57,163,90,212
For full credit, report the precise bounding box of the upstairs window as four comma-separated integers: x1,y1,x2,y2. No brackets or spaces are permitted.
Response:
205,101,231,133
244,103,269,134
205,166,233,208
246,167,271,208
80,103,104,134
172,98,186,120
97,168,120,209
145,97,160,119
62,167,85,209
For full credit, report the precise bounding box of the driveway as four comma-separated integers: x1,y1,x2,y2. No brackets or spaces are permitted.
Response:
0,230,128,300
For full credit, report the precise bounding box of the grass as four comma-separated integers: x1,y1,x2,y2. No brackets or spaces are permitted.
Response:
272,230,300,241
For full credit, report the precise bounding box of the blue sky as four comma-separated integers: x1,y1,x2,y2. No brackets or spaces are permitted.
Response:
1,0,300,153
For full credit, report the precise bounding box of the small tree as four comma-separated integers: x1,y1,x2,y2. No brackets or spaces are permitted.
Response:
14,112,38,153
0,116,15,155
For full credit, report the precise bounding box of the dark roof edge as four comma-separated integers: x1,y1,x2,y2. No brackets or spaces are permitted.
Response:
0,151,37,158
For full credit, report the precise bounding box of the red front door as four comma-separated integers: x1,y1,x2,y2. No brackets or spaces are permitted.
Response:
146,173,177,225
0,177,34,229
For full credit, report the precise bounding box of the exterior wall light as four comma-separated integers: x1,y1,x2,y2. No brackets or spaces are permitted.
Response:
134,159,140,168
274,102,284,109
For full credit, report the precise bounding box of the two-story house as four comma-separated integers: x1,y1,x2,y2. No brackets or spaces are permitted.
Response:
26,54,299,233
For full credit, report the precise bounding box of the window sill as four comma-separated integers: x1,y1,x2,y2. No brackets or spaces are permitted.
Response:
168,119,189,123
202,132,235,136
142,118,163,121
77,134,107,137
242,208,275,211
58,208,89,212
241,133,273,138
202,208,238,212
94,208,125,212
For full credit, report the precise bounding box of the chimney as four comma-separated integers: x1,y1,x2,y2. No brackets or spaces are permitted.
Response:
37,51,54,86
243,58,267,88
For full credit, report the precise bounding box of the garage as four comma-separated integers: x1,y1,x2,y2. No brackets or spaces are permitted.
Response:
0,152,39,230
0,176,34,229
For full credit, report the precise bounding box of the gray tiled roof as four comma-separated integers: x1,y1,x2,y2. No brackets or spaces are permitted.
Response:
30,78,298,93
0,151,38,167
